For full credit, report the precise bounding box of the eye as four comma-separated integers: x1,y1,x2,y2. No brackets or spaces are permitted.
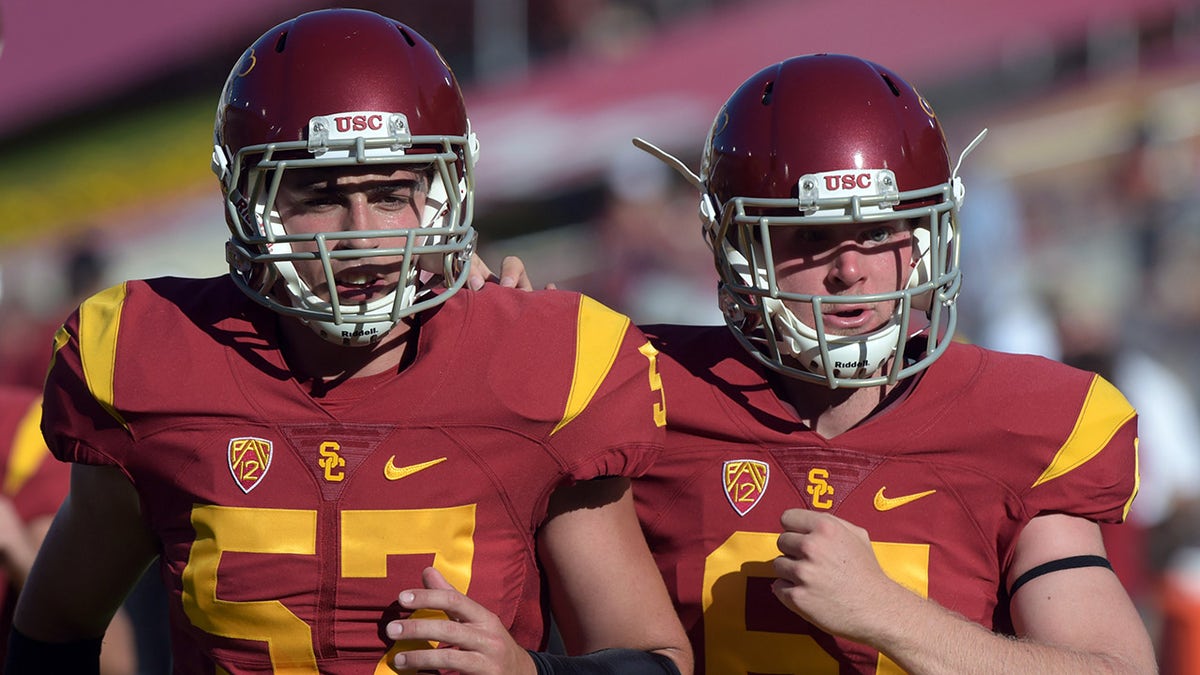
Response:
275,191,342,216
860,220,914,247
864,226,893,244
791,227,828,245
370,185,420,211
768,226,835,256
303,195,342,210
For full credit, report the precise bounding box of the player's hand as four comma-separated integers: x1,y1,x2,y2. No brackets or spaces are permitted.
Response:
386,566,537,675
415,253,537,292
771,509,911,643
467,254,558,291
467,255,538,292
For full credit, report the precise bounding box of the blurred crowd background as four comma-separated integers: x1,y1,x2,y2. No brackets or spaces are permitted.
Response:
2,0,1200,671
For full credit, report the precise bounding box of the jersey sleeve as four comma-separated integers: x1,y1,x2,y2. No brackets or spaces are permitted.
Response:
40,283,135,469
1023,373,1139,525
529,295,667,481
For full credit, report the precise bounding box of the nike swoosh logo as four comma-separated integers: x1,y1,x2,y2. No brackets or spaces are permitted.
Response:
384,456,447,481
873,487,936,511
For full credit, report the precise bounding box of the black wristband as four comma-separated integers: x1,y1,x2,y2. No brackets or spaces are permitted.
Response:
1008,554,1113,597
5,627,102,675
527,648,681,675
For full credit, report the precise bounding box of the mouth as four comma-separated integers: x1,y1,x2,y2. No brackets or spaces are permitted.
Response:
819,305,876,332
334,270,391,303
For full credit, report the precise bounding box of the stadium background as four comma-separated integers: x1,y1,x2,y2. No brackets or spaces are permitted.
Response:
2,0,1199,671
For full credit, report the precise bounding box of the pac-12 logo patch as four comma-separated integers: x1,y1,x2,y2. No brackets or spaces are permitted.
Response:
228,437,273,493
723,459,769,516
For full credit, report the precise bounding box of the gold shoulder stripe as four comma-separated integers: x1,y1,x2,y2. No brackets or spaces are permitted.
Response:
1033,375,1135,488
551,296,630,436
3,397,50,496
78,283,130,430
51,323,70,356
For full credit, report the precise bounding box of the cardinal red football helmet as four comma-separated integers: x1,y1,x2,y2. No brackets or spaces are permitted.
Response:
699,54,969,388
212,9,478,346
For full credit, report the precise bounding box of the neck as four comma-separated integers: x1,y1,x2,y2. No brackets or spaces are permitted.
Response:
276,315,418,386
772,371,910,439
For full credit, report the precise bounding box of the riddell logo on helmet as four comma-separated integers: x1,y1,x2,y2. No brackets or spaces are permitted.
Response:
835,360,867,369
343,326,379,338
334,114,384,133
824,173,873,191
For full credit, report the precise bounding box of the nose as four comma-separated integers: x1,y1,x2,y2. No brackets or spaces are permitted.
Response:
337,195,378,251
827,245,866,290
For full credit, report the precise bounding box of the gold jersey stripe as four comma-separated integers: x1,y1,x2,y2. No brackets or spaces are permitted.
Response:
3,397,49,496
1033,375,1136,489
1123,438,1141,521
78,283,130,430
551,296,630,436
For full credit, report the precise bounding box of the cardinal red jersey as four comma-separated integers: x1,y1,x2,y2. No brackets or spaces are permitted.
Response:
41,276,667,675
635,325,1139,675
0,386,70,662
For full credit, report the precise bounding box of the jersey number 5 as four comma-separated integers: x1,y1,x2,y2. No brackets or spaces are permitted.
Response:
181,503,476,674
703,531,929,674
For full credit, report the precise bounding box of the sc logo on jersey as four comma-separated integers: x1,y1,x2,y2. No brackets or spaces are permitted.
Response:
319,441,346,482
806,467,834,509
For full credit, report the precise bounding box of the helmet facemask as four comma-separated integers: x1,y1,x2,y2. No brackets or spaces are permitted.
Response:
215,111,479,347
709,174,962,389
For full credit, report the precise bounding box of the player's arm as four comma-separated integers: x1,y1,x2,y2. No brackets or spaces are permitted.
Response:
535,476,691,672
386,478,691,675
771,509,1156,675
4,504,140,675
7,463,158,673
1003,513,1156,673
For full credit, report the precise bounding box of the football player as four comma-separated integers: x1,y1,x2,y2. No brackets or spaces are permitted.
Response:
7,10,689,675
629,54,1156,673
0,386,137,673
0,387,68,649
